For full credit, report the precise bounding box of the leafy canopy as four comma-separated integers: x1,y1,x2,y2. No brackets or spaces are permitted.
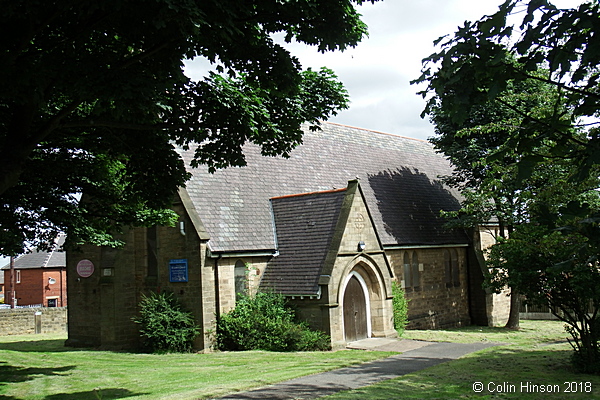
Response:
413,0,600,182
0,0,379,255
415,0,600,369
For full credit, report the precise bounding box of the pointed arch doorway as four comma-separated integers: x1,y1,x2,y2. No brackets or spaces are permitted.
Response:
343,274,369,342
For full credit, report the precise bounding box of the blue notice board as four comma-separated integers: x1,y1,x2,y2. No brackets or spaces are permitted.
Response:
169,259,188,282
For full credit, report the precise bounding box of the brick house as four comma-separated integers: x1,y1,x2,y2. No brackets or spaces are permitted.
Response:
66,122,509,350
2,235,67,307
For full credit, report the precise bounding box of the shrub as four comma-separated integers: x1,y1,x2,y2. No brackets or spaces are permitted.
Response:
216,291,330,351
133,291,200,353
392,280,409,336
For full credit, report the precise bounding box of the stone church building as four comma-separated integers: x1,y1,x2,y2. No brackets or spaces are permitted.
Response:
66,122,510,350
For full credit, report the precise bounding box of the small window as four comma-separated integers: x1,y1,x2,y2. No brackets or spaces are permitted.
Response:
234,260,248,301
403,251,420,290
445,249,460,288
47,299,57,307
16,270,20,284
411,251,420,290
451,249,460,287
444,250,452,287
403,252,411,289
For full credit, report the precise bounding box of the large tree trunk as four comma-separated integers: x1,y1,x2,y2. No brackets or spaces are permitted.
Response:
505,287,520,329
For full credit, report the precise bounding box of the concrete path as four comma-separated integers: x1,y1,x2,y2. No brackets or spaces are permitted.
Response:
216,338,500,399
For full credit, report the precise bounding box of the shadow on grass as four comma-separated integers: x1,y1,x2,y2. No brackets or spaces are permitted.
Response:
0,362,76,384
0,339,140,354
0,339,83,353
0,362,77,400
325,347,598,400
44,388,148,399
0,362,148,400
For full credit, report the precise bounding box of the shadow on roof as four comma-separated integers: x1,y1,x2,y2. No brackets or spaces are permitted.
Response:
368,168,465,246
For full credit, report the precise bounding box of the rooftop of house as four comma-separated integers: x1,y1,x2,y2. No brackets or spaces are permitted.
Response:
179,122,467,253
1,235,66,270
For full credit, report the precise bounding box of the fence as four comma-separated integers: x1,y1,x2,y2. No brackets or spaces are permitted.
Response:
519,301,559,320
0,307,67,335
519,298,595,320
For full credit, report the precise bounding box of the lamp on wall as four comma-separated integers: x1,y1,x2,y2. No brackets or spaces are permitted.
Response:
357,241,366,252
48,277,56,285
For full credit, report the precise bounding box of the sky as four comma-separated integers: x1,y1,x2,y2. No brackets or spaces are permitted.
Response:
185,0,583,141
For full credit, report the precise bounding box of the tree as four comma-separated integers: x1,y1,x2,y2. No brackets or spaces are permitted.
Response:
414,0,600,181
429,76,582,329
487,208,600,373
414,0,600,370
0,0,379,255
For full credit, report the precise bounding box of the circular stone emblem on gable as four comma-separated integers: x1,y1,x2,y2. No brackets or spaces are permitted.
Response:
76,259,95,278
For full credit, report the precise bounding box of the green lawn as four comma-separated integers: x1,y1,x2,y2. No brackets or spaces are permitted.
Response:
2,321,599,400
0,334,395,399
325,320,600,399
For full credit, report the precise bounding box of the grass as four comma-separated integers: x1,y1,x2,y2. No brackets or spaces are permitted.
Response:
2,321,599,399
0,334,395,399
324,320,600,399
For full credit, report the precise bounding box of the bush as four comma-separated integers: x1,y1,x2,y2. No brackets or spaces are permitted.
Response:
392,280,409,336
133,291,200,353
216,291,330,351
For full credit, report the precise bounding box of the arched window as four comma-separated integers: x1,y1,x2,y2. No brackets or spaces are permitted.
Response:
234,259,247,301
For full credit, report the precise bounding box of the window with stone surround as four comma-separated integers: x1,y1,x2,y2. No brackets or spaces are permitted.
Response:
234,259,248,301
403,251,421,290
445,249,460,288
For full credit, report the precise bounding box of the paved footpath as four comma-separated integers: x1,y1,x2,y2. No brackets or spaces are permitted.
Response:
216,338,500,400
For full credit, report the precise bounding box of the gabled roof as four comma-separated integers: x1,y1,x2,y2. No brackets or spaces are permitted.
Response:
179,122,467,252
1,235,66,270
261,188,347,295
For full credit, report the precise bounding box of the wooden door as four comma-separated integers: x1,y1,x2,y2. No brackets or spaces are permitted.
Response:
343,275,368,342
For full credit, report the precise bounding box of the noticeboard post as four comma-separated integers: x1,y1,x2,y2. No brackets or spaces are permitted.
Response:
169,259,188,282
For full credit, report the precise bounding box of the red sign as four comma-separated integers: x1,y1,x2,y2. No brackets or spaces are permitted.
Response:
76,259,94,278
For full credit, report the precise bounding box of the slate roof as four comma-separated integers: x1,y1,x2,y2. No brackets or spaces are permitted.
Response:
1,235,66,270
179,122,467,252
261,189,347,295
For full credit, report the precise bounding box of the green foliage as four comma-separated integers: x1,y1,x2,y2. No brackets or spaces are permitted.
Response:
391,280,409,336
216,291,330,352
414,0,600,184
0,0,379,256
416,0,600,343
486,219,600,373
133,291,200,353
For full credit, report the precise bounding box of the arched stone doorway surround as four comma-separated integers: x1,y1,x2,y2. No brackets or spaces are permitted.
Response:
337,254,392,343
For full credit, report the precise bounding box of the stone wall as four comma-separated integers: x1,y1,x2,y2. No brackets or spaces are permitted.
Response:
66,197,213,351
387,247,471,329
478,225,510,326
0,307,67,335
